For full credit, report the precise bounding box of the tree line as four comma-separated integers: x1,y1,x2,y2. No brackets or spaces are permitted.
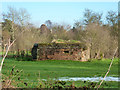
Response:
1,6,118,59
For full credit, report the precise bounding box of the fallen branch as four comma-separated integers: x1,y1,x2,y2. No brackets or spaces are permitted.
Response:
97,47,118,89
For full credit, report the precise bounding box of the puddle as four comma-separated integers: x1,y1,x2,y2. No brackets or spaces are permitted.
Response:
22,76,120,82
54,77,120,82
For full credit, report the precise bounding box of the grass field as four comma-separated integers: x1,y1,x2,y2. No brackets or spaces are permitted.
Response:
2,58,119,88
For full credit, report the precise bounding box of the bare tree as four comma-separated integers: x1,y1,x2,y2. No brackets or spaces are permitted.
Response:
18,8,30,26
2,30,10,53
52,25,69,40
3,6,19,41
106,11,118,26
83,9,103,25
1,7,31,88
84,23,112,59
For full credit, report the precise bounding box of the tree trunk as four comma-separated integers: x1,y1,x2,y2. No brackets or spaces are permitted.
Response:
95,49,100,59
26,49,28,56
89,43,92,59
17,49,20,57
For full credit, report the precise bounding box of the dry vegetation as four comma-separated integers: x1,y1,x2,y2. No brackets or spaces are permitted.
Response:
1,7,118,59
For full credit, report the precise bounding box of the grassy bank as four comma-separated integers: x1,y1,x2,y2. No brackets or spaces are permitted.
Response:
2,58,119,88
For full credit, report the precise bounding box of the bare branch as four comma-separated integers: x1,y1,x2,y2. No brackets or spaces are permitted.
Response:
0,29,25,72
97,47,118,89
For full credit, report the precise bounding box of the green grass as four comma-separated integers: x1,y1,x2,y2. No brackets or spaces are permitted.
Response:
2,58,119,88
53,39,80,43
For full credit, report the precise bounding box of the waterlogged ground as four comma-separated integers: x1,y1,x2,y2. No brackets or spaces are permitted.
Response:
2,58,119,88
52,76,120,82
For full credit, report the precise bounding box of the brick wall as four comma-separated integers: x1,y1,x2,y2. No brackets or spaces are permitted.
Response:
31,43,90,61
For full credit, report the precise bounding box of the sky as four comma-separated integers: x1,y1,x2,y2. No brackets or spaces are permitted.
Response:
1,2,118,27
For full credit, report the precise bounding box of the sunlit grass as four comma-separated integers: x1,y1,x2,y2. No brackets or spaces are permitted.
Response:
2,58,119,88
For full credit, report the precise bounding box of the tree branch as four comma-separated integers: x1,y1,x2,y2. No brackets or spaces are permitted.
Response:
97,47,118,89
0,30,25,73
